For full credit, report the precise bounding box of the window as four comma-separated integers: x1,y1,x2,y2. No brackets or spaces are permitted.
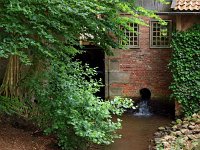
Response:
150,20,172,48
120,23,139,48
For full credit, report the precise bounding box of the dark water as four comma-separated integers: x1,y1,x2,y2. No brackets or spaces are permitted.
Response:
106,114,172,150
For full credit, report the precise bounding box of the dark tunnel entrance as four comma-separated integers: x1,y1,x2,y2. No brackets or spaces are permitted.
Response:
75,45,105,99
140,88,151,101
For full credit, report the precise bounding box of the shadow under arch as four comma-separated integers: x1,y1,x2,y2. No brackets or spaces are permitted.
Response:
139,88,151,101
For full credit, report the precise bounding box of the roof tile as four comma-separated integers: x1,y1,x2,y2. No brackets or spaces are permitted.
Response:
171,0,200,11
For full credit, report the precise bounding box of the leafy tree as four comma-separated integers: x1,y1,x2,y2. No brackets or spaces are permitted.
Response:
0,0,163,96
0,0,163,149
0,0,162,63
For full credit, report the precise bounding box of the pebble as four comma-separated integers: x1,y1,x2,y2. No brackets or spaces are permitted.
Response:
154,138,160,143
176,119,182,124
188,125,195,130
172,125,177,131
158,127,165,131
184,136,189,141
182,124,188,128
196,120,200,124
152,113,200,150
180,129,189,134
175,131,182,136
171,121,176,125
187,135,195,140
164,135,172,140
154,132,161,136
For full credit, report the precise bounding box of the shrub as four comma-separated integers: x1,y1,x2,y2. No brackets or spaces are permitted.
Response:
26,60,134,150
0,96,25,115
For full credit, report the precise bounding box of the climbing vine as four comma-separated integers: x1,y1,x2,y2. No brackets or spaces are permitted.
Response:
170,24,200,116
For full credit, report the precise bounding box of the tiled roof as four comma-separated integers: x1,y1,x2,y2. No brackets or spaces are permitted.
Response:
171,0,200,11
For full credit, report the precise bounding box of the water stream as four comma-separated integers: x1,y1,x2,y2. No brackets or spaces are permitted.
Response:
106,114,171,150
134,101,152,116
105,88,173,150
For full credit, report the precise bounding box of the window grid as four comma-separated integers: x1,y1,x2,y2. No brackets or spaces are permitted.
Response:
121,23,139,48
150,20,172,48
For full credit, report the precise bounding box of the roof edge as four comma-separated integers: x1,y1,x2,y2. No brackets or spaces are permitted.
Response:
157,11,200,15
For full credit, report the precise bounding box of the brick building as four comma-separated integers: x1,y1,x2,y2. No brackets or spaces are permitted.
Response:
105,0,200,106
0,0,199,114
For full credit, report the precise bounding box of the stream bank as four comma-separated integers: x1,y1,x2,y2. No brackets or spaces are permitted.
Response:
152,113,200,150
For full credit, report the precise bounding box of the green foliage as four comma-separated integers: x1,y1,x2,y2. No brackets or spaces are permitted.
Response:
0,0,162,149
0,0,162,62
156,143,164,150
0,96,25,115
156,0,170,5
156,137,192,150
170,24,200,116
25,60,133,150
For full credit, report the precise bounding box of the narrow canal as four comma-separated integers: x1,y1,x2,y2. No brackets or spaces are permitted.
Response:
106,114,172,150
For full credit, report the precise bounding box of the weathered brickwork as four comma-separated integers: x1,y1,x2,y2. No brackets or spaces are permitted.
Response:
105,16,174,99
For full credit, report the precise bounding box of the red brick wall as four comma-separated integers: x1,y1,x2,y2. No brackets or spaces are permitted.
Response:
106,16,175,99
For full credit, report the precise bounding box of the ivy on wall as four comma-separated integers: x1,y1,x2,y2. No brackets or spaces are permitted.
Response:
170,24,200,116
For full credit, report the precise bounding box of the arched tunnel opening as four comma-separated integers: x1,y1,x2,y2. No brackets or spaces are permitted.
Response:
138,88,175,117
140,88,151,101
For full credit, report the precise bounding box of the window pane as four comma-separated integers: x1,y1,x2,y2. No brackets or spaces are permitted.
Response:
120,23,139,48
150,20,172,48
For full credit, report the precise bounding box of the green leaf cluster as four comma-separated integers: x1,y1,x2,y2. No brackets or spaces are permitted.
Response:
0,0,161,149
0,96,25,115
0,0,162,62
25,60,133,150
169,24,200,116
